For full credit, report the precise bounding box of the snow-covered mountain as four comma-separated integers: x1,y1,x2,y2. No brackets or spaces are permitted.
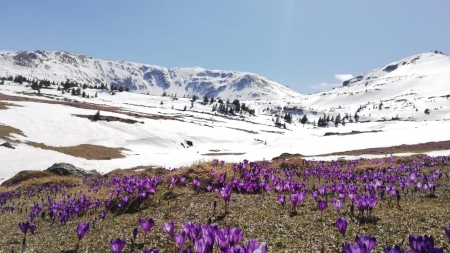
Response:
280,50,450,123
2,50,450,181
0,50,301,100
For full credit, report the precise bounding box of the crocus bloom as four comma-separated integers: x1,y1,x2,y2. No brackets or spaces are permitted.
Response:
318,200,327,212
356,235,377,252
133,227,138,241
445,227,450,242
29,224,36,235
174,231,187,248
162,221,175,238
385,245,406,253
336,218,347,237
143,249,159,253
244,239,267,253
278,195,285,208
409,234,443,253
331,199,343,212
110,238,126,253
100,210,107,220
77,222,90,241
19,221,30,235
139,218,154,235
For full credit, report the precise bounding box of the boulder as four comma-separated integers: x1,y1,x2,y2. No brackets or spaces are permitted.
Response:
46,163,97,178
0,142,14,149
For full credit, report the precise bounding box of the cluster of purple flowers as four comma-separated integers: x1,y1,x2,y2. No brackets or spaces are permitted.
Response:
2,154,450,252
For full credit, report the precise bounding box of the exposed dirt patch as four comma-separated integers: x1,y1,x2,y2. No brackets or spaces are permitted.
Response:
0,124,26,139
324,130,382,136
26,142,127,160
225,127,259,134
73,114,143,124
202,152,246,156
0,101,21,110
0,93,172,121
1,170,54,186
317,139,450,156
261,130,285,134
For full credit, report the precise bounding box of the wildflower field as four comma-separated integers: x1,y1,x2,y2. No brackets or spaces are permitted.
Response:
1,153,450,252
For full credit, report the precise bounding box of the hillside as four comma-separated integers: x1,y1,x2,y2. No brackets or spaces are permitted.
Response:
0,50,301,100
1,50,450,184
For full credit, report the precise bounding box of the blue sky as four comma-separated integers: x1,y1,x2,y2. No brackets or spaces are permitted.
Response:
1,1,449,94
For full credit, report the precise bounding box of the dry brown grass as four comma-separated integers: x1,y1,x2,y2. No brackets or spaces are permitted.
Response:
26,142,127,160
314,140,450,157
73,114,142,124
1,157,450,252
0,101,21,110
0,124,26,139
0,170,54,187
0,93,173,121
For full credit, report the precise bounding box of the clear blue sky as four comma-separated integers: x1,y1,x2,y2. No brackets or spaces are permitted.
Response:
1,1,449,94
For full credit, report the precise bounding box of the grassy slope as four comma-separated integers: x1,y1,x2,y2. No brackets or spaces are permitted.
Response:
0,156,450,252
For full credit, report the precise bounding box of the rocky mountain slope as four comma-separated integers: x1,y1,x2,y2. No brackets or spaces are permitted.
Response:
0,50,301,100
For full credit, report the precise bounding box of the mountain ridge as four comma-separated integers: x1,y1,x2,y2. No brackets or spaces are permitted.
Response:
0,50,301,100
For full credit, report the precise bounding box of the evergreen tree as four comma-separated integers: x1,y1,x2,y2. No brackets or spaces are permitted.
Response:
93,110,101,121
82,91,86,98
300,114,308,125
119,86,124,92
95,92,98,98
203,95,209,104
183,105,187,111
335,113,341,125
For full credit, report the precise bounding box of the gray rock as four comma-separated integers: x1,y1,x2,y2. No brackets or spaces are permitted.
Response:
46,163,97,178
0,142,14,149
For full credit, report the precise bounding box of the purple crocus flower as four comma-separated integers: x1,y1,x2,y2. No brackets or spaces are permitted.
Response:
142,249,159,253
336,218,347,238
409,234,443,253
77,222,90,241
244,239,267,253
318,200,327,212
133,227,138,241
100,210,107,220
219,187,232,210
28,213,36,222
331,199,343,212
139,218,154,235
356,235,377,252
444,226,450,242
174,231,187,248
342,241,365,253
278,195,285,208
162,220,175,238
19,221,30,235
29,224,36,235
122,195,130,203
384,245,406,253
110,238,126,253
229,227,244,246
